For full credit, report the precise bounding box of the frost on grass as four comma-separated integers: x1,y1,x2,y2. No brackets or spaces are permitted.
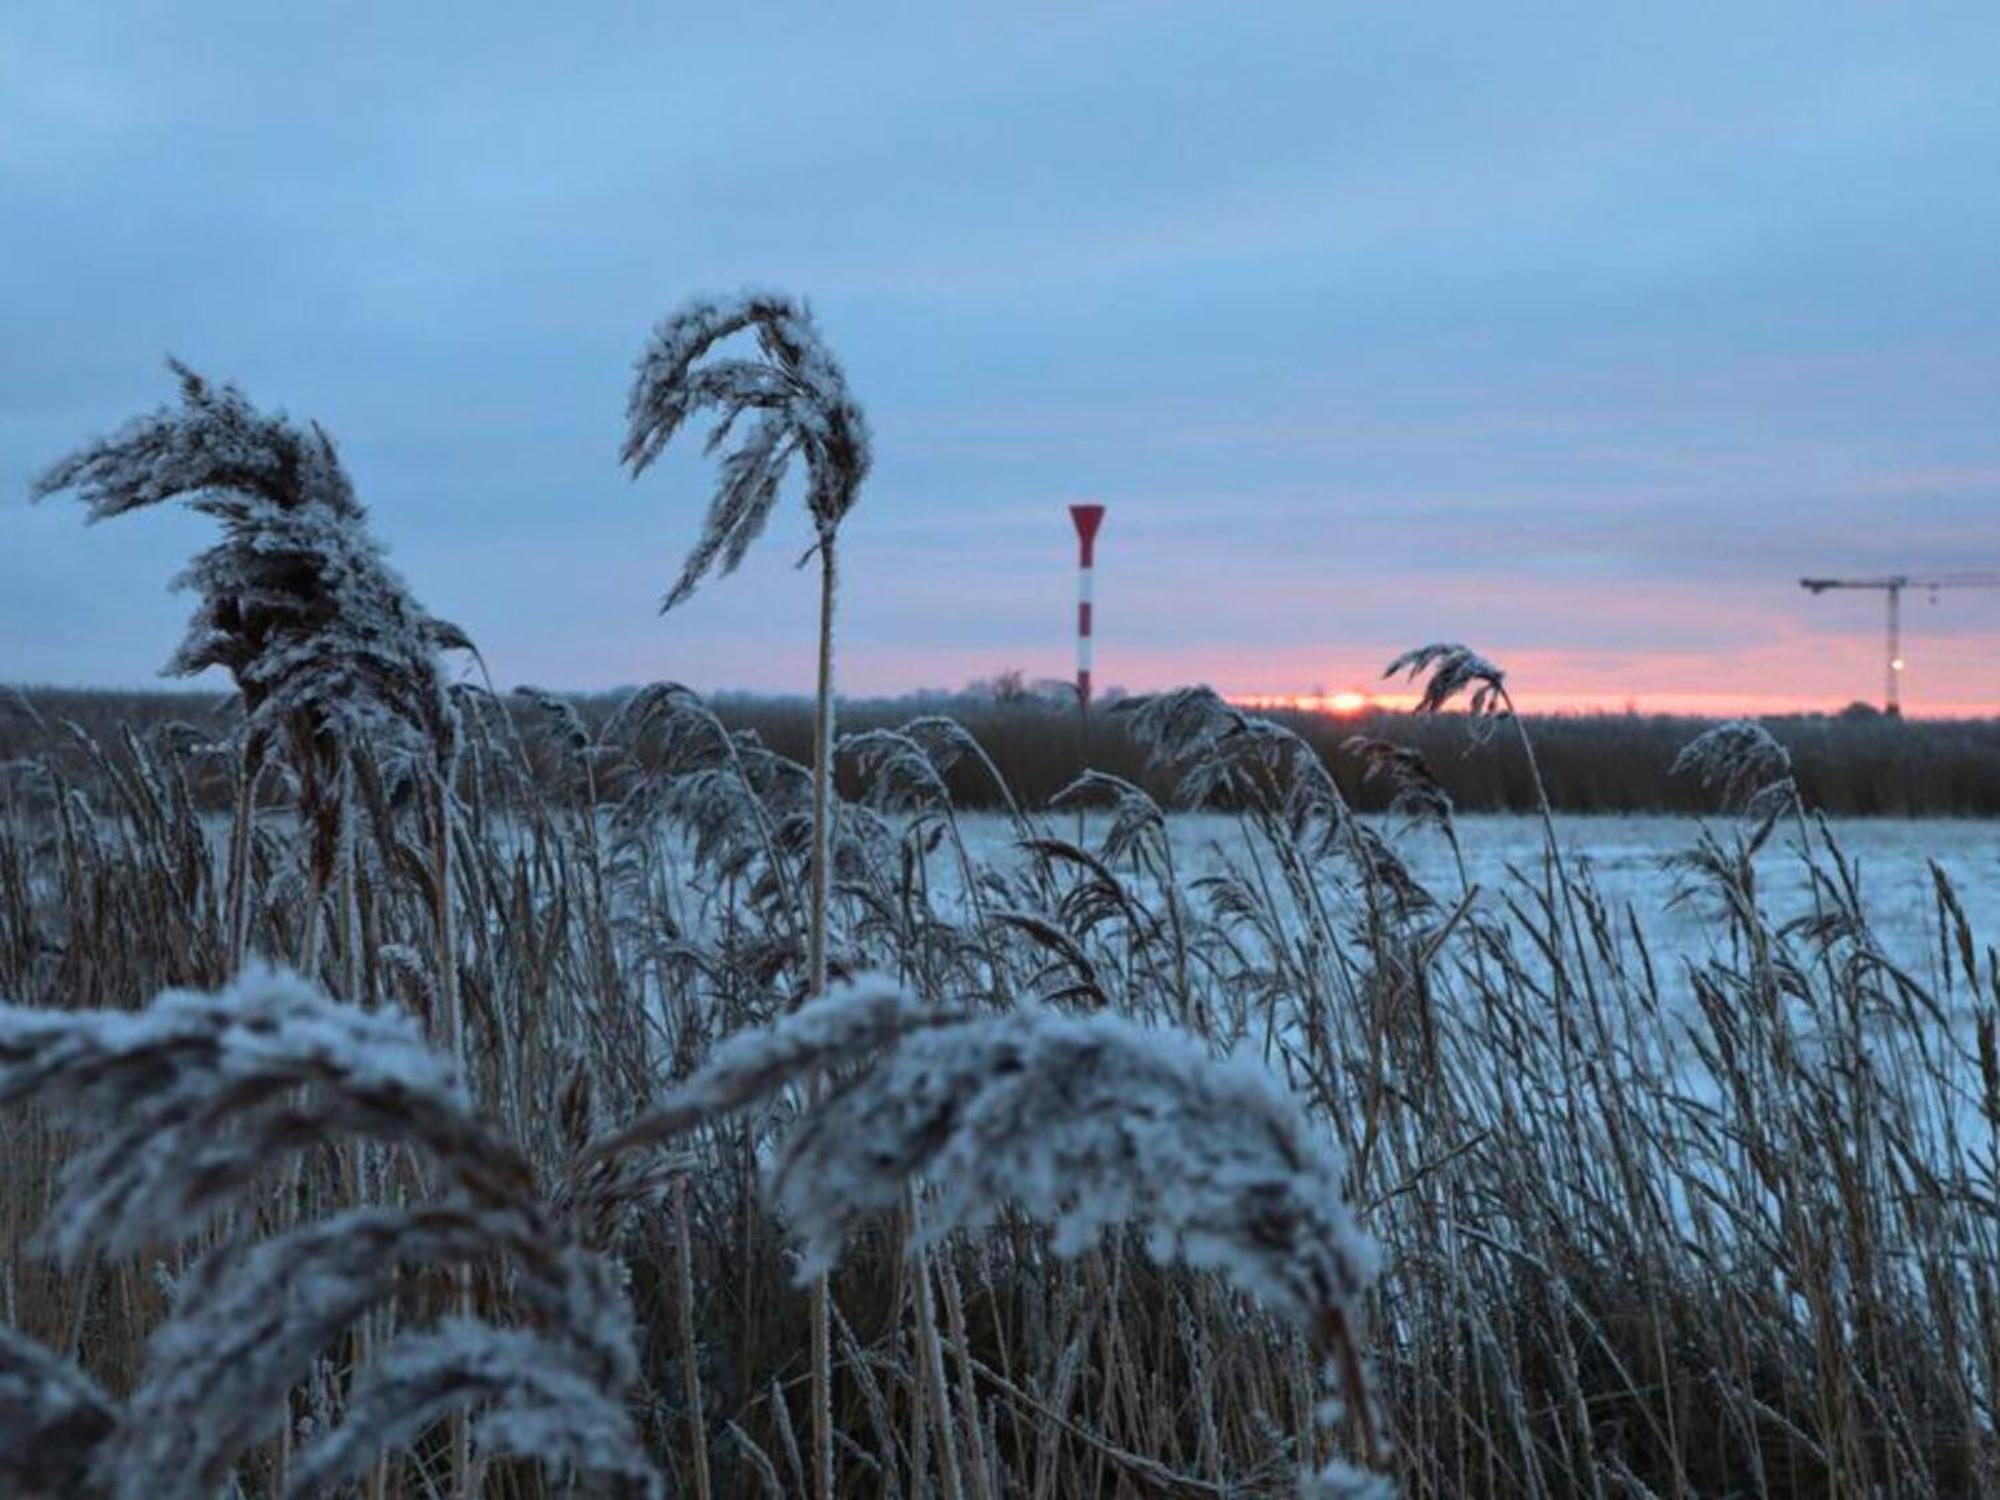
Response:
1050,769,1170,866
839,727,955,814
588,973,960,1160
0,969,657,1499
30,362,465,759
1382,643,1507,714
0,965,502,1259
774,1008,1378,1322
622,290,872,609
598,979,1388,1488
0,1325,116,1498
1382,643,1508,730
30,363,470,890
606,680,813,888
103,1206,564,1488
1341,737,1455,840
1671,718,1798,845
1117,686,1351,852
285,1321,658,1500
605,979,1376,1326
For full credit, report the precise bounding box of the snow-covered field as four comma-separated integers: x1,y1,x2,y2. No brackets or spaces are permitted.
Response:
956,810,2000,978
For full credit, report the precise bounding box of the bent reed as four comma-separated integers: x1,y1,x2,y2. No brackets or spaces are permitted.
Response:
2,331,1995,1498
4,655,1993,1496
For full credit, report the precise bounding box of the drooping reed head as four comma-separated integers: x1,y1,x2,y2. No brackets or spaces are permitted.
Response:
1382,643,1508,719
0,1325,117,1498
591,977,1387,1484
1670,718,1797,827
1342,735,1455,838
0,969,658,1499
623,291,872,609
0,963,524,1258
31,362,466,764
1118,686,1350,852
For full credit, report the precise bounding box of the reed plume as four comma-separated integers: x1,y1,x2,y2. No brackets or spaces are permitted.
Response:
0,1324,117,1498
624,290,872,1500
593,976,1390,1491
1341,736,1454,836
1118,686,1350,853
5,673,1993,1495
30,363,469,972
1382,643,1507,725
1670,717,1799,844
622,291,870,610
0,968,657,1500
30,362,465,767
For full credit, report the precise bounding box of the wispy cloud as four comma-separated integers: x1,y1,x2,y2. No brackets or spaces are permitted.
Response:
2,2,1997,713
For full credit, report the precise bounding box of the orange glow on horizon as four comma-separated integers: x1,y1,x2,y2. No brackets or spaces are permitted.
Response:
1233,689,1390,717
1218,685,1998,720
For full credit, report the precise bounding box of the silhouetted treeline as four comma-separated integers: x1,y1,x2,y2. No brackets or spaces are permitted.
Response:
7,685,2000,817
714,694,2000,818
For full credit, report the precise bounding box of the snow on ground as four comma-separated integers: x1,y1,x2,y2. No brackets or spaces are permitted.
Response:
955,810,2000,983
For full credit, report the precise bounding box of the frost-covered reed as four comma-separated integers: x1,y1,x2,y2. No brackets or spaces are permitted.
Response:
593,977,1385,1490
6,655,1997,1497
6,331,1996,1499
0,969,655,1500
31,362,471,1049
624,290,873,1500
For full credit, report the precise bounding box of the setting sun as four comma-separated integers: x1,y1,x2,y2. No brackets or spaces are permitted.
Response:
1231,689,1376,716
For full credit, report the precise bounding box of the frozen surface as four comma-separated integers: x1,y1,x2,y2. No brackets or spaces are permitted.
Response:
954,810,2000,980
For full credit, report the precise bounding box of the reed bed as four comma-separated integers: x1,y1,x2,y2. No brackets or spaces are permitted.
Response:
11,687,2000,820
2,669,1993,1496
2,329,1993,1497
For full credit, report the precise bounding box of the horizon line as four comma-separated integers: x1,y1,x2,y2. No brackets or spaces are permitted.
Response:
7,678,1996,724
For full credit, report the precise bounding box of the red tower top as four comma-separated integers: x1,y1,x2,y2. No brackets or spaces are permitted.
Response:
1069,503,1106,566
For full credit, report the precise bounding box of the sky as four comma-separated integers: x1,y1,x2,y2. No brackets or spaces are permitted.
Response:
2,3,1998,716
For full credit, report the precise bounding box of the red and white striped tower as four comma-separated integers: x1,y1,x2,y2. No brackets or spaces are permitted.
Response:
1069,504,1106,707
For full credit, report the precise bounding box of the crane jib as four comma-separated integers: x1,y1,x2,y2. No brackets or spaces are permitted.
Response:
1796,572,2000,714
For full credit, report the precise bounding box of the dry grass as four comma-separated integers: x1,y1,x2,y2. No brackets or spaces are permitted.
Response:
3,342,1992,1498
2,669,1994,1497
0,969,655,1499
11,685,2000,819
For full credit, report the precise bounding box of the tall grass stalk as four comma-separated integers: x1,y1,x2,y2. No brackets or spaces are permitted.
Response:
624,289,872,1500
5,673,1996,1495
8,357,1997,1497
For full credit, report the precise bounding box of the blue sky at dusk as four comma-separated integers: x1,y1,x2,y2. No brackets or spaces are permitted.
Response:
3,3,1998,713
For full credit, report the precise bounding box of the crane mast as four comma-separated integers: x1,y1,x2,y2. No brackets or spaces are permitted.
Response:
1798,572,2000,715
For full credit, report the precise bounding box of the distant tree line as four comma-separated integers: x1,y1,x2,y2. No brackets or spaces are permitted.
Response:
8,685,1999,818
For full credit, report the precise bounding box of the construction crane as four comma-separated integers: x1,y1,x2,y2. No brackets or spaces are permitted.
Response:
1798,572,2000,715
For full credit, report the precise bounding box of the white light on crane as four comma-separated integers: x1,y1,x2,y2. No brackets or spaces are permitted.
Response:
1799,572,2000,714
